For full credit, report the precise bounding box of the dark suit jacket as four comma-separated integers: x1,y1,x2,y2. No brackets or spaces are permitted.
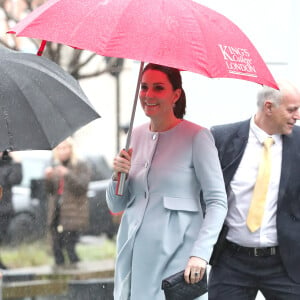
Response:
211,119,300,283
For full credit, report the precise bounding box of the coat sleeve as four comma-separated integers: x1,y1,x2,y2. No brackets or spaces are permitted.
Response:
190,128,228,262
106,177,130,213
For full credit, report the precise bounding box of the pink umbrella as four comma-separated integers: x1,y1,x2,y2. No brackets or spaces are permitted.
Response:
10,0,277,87
9,0,278,194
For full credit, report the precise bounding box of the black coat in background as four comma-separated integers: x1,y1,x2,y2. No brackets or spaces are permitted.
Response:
0,154,23,241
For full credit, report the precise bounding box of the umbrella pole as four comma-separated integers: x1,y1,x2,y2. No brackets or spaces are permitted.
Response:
116,61,145,195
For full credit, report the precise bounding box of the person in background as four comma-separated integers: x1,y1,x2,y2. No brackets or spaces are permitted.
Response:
44,137,91,269
0,150,22,269
106,63,227,299
208,81,300,300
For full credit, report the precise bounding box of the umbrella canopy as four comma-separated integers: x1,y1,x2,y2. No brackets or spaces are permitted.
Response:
9,0,278,194
0,46,100,151
9,0,277,89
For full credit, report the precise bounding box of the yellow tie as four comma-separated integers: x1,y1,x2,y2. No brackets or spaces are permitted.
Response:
246,137,274,232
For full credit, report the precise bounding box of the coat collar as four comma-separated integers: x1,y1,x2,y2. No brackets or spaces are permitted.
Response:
221,119,250,187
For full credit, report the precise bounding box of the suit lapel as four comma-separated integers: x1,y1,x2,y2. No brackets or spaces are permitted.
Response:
277,134,292,206
221,121,250,188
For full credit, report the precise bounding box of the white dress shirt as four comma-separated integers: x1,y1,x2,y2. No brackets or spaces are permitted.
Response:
226,117,282,247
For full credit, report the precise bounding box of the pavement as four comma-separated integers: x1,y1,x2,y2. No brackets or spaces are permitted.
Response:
1,259,115,278
1,235,114,278
79,234,107,245
0,236,115,299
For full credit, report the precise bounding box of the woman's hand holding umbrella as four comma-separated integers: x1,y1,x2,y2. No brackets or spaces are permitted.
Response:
113,149,133,184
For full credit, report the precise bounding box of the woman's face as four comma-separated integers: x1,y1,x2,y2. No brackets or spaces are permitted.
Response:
55,140,72,162
139,69,181,120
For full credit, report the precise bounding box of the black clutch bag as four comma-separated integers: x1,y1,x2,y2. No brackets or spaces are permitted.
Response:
161,270,207,300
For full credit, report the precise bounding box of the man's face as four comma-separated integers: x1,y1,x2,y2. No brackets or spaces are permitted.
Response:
270,93,300,135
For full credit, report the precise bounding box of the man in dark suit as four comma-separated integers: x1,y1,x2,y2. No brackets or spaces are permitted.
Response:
208,80,300,300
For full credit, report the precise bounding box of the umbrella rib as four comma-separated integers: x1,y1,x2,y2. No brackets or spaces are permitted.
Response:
0,46,100,151
4,68,53,149
0,64,54,150
96,0,143,59
26,76,76,143
1,61,80,150
190,3,212,77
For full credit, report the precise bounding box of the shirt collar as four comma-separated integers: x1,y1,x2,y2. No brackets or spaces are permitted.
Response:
250,116,281,144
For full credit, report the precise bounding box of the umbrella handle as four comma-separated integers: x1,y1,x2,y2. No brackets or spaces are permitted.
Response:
115,61,144,196
115,172,126,196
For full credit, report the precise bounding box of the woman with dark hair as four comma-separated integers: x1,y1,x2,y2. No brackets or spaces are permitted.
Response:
106,63,227,299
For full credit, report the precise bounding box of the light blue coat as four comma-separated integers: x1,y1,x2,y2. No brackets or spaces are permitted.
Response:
106,120,227,300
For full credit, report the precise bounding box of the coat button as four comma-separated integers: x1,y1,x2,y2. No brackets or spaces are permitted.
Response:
152,134,157,140
144,162,149,168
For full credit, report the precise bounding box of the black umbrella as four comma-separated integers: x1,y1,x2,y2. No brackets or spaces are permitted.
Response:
0,46,100,151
